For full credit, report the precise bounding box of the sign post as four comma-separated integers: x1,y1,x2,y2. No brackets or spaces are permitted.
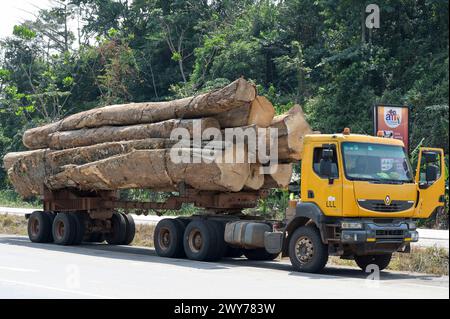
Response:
373,104,410,151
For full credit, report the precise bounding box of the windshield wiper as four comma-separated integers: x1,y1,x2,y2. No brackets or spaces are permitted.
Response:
369,180,404,185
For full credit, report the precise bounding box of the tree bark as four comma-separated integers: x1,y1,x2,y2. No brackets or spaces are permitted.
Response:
23,78,256,149
47,149,250,193
47,118,220,149
269,104,312,161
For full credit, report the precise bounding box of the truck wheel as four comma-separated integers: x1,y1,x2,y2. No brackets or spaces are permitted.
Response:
288,225,328,273
355,254,392,271
52,213,77,245
183,220,217,261
27,211,53,243
72,212,86,245
105,212,127,245
154,218,186,258
244,248,279,261
209,220,227,261
121,213,136,245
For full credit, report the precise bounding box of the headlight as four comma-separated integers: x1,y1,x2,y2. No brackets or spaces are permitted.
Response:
341,222,363,229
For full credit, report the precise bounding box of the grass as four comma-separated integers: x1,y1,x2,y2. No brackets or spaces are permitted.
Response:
1,213,448,276
329,246,449,276
0,213,28,235
132,223,155,247
0,189,40,209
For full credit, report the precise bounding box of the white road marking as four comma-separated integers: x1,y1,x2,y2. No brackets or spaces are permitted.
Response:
0,266,38,273
0,278,113,299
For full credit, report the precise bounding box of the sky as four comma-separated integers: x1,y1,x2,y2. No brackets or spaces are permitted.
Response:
0,0,53,39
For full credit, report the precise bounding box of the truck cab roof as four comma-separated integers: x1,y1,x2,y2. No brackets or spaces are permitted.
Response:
303,133,405,147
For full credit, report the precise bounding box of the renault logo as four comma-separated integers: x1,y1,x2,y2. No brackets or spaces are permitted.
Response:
384,195,391,206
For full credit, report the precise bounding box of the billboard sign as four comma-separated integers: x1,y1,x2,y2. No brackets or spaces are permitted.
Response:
374,104,409,151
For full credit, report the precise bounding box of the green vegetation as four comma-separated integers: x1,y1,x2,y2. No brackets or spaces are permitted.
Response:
0,1,448,224
0,190,40,208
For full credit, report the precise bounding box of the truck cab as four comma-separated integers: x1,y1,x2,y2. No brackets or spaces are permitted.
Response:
283,131,446,272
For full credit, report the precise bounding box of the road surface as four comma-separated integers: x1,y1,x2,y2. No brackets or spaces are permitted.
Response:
1,206,448,250
0,235,448,299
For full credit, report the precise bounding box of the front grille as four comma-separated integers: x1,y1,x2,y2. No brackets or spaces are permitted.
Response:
358,200,414,212
376,229,403,236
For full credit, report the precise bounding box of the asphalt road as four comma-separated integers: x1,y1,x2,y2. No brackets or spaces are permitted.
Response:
0,235,448,299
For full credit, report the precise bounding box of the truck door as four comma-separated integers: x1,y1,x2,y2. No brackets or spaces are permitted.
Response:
302,143,342,216
414,147,446,218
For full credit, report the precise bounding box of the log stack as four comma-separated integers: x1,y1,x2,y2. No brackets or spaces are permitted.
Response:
3,78,313,198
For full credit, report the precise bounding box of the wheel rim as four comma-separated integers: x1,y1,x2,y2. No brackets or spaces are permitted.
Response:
30,218,40,236
159,227,171,250
55,220,65,240
294,236,314,264
188,228,203,253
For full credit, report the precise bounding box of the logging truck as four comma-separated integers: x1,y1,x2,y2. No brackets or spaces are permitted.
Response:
24,131,445,273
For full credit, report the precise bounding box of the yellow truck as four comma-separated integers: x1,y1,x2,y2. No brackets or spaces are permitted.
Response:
280,131,446,272
25,131,446,273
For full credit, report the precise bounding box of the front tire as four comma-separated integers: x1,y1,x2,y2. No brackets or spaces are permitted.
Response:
355,254,392,271
288,225,328,273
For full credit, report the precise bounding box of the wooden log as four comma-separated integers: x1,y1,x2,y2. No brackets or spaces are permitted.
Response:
47,118,220,149
6,150,47,198
23,78,256,149
262,164,293,189
47,149,250,193
6,142,251,197
269,105,312,161
214,96,275,128
244,164,264,190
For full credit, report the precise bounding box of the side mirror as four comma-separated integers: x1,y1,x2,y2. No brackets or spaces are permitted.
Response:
423,152,438,163
322,148,333,160
319,159,332,177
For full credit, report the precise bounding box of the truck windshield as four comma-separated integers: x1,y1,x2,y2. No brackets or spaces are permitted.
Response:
342,142,413,183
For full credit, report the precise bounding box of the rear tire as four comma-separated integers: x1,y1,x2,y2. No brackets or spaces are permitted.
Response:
183,220,217,261
27,211,53,243
209,220,227,261
105,212,127,245
244,248,279,261
52,213,77,245
288,225,328,273
121,213,136,245
355,254,392,271
72,212,86,245
154,218,186,258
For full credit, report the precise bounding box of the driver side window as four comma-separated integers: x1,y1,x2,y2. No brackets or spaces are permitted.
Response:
419,152,441,184
313,146,339,179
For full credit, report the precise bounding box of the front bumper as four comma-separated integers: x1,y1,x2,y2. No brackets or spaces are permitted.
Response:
339,220,418,255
